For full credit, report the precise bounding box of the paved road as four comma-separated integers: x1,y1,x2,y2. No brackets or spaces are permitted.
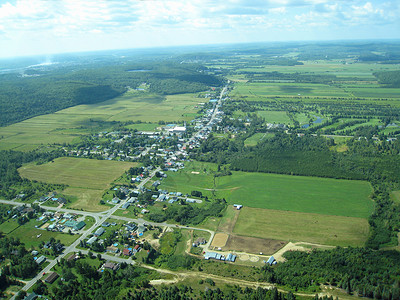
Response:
5,84,229,298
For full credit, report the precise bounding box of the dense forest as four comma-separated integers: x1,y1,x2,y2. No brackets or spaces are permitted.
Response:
266,247,400,299
374,70,400,88
0,62,222,126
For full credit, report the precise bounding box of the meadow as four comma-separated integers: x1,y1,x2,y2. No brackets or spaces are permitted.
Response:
244,132,275,147
18,157,136,211
255,111,291,124
160,161,374,218
0,91,201,151
0,218,78,249
233,207,370,247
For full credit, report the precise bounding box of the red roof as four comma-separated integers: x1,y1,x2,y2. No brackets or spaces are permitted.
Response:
134,245,140,250
123,248,131,255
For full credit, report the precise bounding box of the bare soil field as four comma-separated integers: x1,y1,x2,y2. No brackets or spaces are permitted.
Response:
211,233,229,248
223,234,286,255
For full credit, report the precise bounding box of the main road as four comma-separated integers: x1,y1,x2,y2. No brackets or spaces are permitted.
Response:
4,84,229,297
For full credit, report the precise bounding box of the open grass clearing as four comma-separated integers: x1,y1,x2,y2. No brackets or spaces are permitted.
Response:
244,132,274,147
234,207,369,247
233,82,350,98
1,219,78,249
19,157,135,211
256,111,291,124
160,161,374,218
19,157,135,190
216,171,373,218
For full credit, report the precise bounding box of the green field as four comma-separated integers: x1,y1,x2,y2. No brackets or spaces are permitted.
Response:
256,111,291,124
0,91,201,151
18,157,136,211
244,133,275,147
233,82,350,98
160,161,374,218
233,207,369,247
0,218,78,249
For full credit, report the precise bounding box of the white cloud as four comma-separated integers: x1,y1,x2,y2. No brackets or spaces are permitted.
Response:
0,0,398,57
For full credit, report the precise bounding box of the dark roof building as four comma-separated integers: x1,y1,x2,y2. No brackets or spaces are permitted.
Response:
45,272,59,284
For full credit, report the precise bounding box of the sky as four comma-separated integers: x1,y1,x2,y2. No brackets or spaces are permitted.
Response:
0,0,399,58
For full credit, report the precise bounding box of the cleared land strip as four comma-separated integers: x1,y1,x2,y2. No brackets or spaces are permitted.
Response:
233,207,370,247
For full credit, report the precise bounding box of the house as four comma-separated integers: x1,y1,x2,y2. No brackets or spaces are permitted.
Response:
67,253,79,261
87,236,97,245
267,256,275,265
157,194,166,201
102,222,110,227
121,202,130,209
102,262,120,271
106,246,119,253
122,248,131,256
233,204,243,210
111,197,120,204
45,272,59,284
137,225,146,234
36,255,46,264
24,292,38,300
132,244,140,253
126,223,137,232
192,237,207,247
57,197,67,204
94,227,105,236
73,221,86,231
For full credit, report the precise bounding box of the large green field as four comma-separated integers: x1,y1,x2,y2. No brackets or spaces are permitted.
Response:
0,91,201,151
160,161,374,218
18,157,136,211
233,207,369,247
233,82,350,98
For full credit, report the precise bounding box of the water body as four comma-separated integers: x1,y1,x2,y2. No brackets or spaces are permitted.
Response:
127,69,151,72
302,116,324,128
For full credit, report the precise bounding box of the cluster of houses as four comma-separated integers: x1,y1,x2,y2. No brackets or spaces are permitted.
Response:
36,211,86,233
86,221,147,257
204,251,237,263
38,192,67,205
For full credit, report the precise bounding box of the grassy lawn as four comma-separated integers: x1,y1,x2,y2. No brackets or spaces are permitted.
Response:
19,157,136,211
244,132,274,147
160,161,374,219
2,219,78,249
216,171,374,218
234,207,369,247
256,111,291,124
0,219,20,234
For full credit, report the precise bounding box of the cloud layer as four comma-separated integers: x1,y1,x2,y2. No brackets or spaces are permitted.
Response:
0,0,399,57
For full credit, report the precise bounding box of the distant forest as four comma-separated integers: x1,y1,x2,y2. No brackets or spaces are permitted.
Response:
0,62,222,126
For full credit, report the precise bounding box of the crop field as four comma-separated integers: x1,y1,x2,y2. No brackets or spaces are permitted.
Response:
19,157,136,211
0,91,201,150
234,207,370,247
256,111,291,124
233,82,350,98
227,61,400,79
216,172,373,218
161,161,373,218
223,234,286,255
